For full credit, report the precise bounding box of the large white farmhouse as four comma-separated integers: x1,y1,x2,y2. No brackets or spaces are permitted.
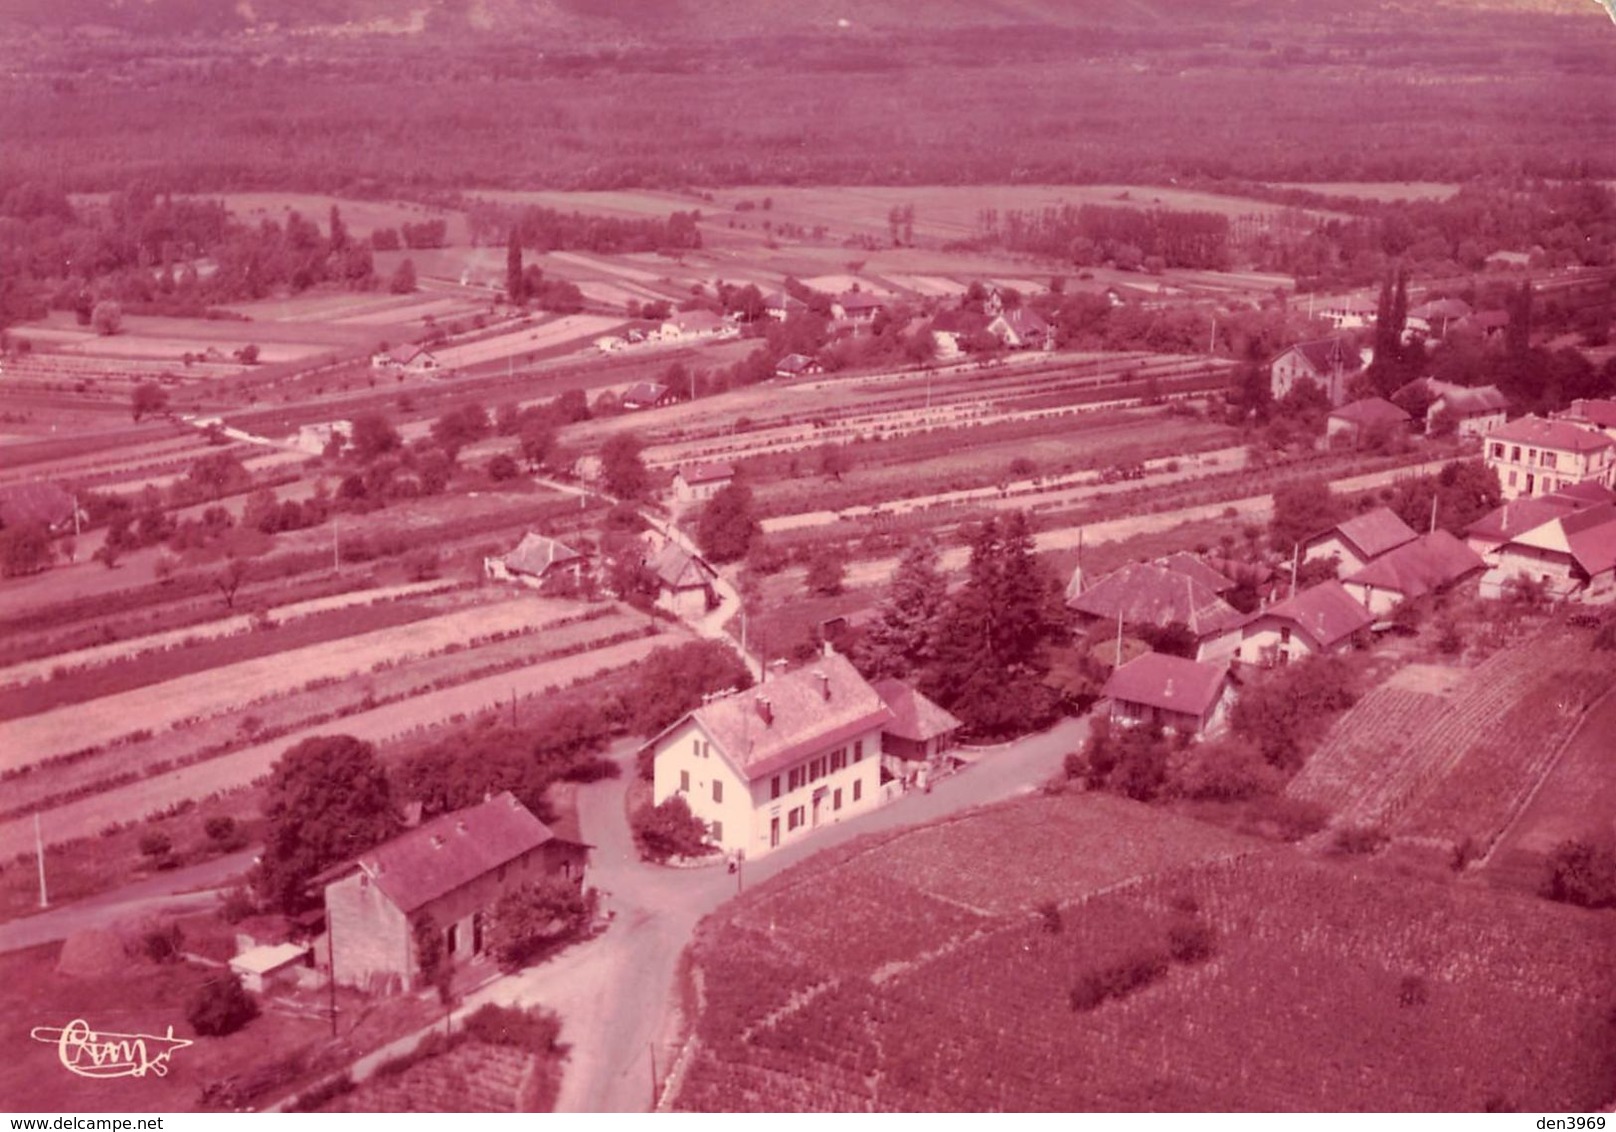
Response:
647,651,895,859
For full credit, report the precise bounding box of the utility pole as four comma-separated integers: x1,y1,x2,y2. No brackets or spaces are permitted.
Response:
327,928,338,1037
35,813,47,909
332,515,340,572
649,1042,659,1109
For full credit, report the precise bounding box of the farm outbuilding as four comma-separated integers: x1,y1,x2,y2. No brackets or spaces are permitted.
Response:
229,942,311,994
322,792,588,993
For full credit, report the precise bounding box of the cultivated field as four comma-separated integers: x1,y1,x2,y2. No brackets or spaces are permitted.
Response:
674,810,1616,1112
1286,623,1615,860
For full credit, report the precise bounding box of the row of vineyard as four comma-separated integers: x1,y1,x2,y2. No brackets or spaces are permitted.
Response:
1288,624,1614,852
675,843,1616,1112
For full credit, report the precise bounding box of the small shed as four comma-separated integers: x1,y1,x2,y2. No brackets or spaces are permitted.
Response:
229,942,310,994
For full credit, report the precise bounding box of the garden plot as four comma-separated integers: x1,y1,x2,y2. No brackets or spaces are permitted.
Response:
0,595,569,771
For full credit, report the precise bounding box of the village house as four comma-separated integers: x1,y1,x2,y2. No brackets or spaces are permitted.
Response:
763,290,807,322
1478,501,1616,601
832,291,886,323
1406,297,1472,340
371,344,438,375
1301,507,1419,576
1269,338,1364,408
1319,294,1379,331
647,541,721,617
986,306,1053,351
1067,558,1246,665
483,532,586,589
1238,580,1373,667
656,310,736,342
647,651,893,859
871,678,963,790
1464,487,1611,562
1426,383,1508,438
1102,652,1232,738
1484,415,1616,500
622,381,678,411
1339,530,1487,615
672,462,736,506
1325,398,1411,448
774,353,824,379
322,792,588,992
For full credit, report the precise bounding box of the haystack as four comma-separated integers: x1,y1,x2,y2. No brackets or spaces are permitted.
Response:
55,928,129,977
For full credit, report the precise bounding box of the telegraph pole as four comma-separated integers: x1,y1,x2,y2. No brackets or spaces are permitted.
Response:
35,813,47,908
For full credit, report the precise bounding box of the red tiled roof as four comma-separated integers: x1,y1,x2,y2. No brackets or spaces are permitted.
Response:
680,462,734,486
1317,507,1419,562
1155,552,1235,594
1343,530,1485,599
1490,415,1615,454
357,793,559,914
1069,562,1245,638
1256,580,1373,650
691,652,892,783
1466,494,1586,543
503,532,582,577
648,543,717,591
1102,652,1228,718
1563,503,1616,577
872,678,962,743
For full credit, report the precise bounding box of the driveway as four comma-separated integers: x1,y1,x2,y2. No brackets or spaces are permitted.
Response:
427,714,1087,1112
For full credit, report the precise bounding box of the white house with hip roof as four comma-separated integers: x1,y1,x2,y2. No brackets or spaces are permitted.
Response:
647,651,893,858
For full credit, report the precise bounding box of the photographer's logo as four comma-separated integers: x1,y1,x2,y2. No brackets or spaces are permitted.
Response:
30,1019,193,1079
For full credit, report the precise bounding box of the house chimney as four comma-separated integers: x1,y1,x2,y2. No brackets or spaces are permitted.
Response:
456,820,468,835
1164,678,1175,699
430,834,445,849
768,658,789,680
814,670,830,701
756,695,773,726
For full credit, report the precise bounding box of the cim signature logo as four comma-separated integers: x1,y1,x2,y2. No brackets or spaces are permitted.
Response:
29,1019,194,1080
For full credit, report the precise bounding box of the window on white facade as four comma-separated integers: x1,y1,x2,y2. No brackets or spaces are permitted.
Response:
771,775,781,800
853,740,864,762
680,769,689,793
711,820,722,842
712,780,723,804
853,780,862,803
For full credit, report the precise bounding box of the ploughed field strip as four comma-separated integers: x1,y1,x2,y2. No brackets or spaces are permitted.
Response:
1286,626,1613,851
0,595,577,771
0,605,648,820
0,627,678,858
676,815,1616,1113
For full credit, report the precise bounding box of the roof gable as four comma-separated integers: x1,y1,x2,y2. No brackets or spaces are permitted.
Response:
356,792,557,914
1102,652,1228,717
1316,507,1419,562
872,678,963,743
503,532,581,577
1343,531,1485,599
1070,562,1245,638
1256,580,1372,649
689,652,893,783
1490,415,1615,453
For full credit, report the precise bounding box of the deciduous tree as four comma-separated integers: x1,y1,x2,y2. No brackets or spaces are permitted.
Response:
696,482,758,564
251,735,400,914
